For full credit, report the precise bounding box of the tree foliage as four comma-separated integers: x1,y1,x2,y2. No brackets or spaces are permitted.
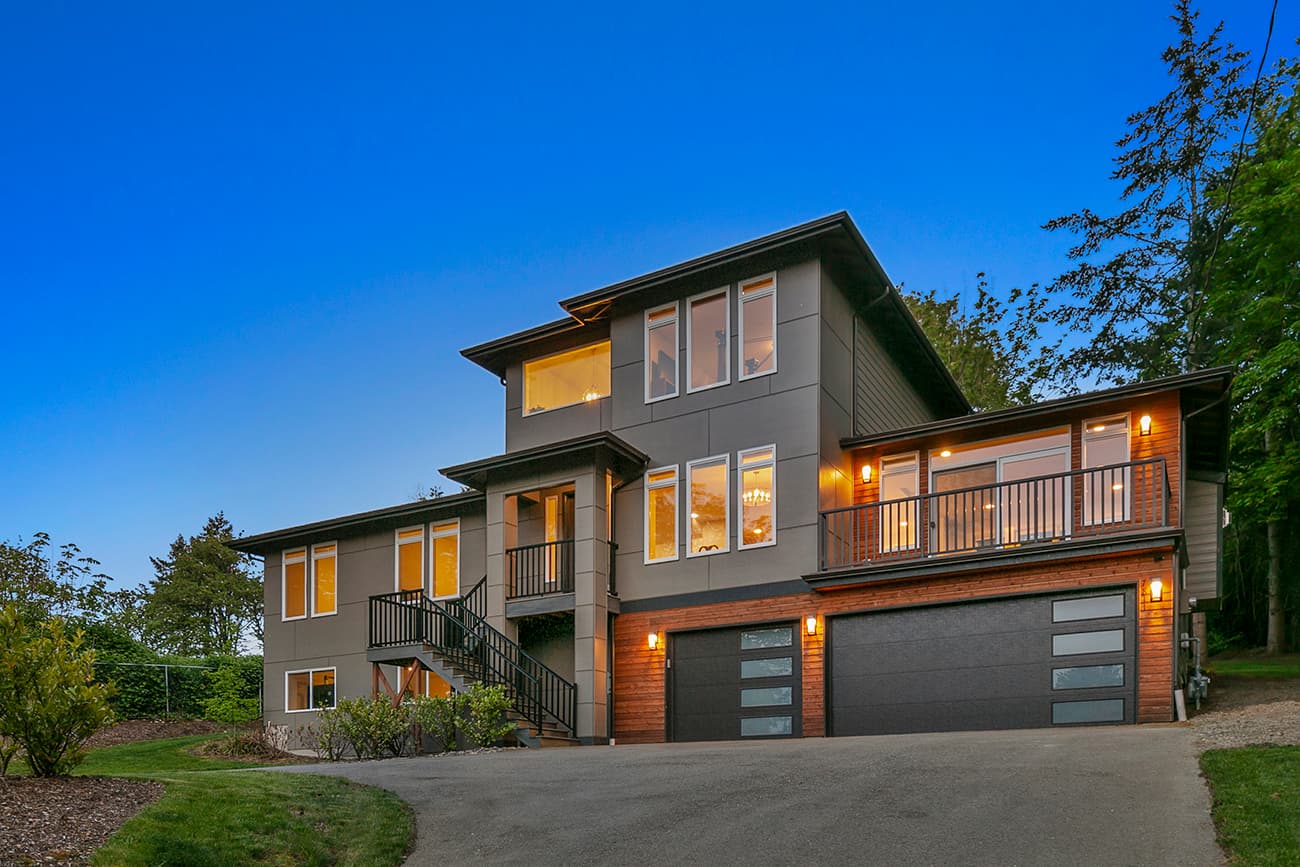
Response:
0,533,111,623
0,605,115,776
1043,0,1267,384
143,513,262,657
905,277,1055,411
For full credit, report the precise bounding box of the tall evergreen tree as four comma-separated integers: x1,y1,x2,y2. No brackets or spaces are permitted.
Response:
143,513,261,656
1043,0,1265,384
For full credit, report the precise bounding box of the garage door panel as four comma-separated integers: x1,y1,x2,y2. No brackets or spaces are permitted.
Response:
830,589,1136,736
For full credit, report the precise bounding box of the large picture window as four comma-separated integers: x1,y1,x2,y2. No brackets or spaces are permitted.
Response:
311,543,337,617
282,548,307,621
738,445,776,549
396,527,424,593
286,667,336,712
645,467,679,563
739,274,776,379
687,288,729,392
687,455,730,556
645,303,679,402
431,520,459,599
523,341,611,415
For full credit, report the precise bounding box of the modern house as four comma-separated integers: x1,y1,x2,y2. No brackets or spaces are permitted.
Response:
230,213,1230,746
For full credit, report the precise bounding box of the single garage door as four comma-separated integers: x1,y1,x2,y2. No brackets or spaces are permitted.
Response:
830,588,1136,736
670,623,801,741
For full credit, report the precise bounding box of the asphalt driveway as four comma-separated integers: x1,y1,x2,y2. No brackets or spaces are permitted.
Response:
273,726,1220,866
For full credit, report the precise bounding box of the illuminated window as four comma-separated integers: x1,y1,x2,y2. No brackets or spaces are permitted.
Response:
282,549,307,621
286,667,335,712
739,274,776,379
879,454,919,552
1083,415,1131,525
523,341,611,415
687,288,729,392
396,527,424,593
645,303,679,402
687,455,729,556
431,520,459,599
401,662,452,699
311,543,337,617
738,445,776,549
645,466,678,563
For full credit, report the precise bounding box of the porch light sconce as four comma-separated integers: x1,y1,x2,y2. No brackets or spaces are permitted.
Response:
648,632,659,651
1149,578,1164,603
805,615,818,636
861,464,872,484
1139,415,1152,436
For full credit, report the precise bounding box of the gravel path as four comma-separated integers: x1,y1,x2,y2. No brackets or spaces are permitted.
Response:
1188,676,1300,750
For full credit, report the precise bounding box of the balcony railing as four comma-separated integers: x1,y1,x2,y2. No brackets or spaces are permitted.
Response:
506,539,575,599
819,458,1169,572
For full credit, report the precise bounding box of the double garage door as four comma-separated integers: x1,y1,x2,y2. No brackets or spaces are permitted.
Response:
669,589,1135,741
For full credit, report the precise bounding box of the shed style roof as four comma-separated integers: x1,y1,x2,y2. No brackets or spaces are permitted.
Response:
841,366,1234,476
439,431,649,491
226,490,485,556
459,213,970,418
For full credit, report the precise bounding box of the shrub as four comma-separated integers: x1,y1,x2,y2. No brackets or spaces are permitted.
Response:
459,684,514,747
203,663,261,725
336,697,410,759
410,693,464,753
306,710,348,762
0,605,115,776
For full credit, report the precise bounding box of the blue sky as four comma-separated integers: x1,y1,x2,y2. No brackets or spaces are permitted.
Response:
0,1,1292,588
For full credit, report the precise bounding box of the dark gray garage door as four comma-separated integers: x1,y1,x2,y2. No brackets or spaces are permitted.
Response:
829,589,1135,736
670,623,801,741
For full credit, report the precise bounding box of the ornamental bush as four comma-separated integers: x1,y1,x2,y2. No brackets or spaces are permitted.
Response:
335,697,411,759
0,605,115,776
459,683,514,747
410,692,465,752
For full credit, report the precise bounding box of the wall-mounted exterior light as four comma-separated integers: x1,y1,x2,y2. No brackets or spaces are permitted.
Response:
1139,415,1152,436
1149,579,1163,603
805,615,818,636
861,464,872,484
648,632,659,650
939,449,952,458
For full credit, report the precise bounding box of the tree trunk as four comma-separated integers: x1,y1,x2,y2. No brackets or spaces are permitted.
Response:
1265,427,1285,654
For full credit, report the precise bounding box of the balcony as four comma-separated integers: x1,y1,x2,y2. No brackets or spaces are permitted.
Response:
819,458,1169,572
505,539,619,601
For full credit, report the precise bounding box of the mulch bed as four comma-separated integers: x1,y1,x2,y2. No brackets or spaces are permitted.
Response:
85,718,225,749
0,776,164,865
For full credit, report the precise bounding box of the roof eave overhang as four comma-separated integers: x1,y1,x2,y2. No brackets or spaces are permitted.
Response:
439,431,650,491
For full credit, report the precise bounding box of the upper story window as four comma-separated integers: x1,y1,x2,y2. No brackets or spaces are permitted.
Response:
311,543,337,617
523,341,611,415
645,303,679,402
282,548,307,621
1083,415,1131,525
739,274,776,379
396,527,424,593
687,455,730,556
645,466,678,563
879,454,919,552
687,288,730,392
738,446,776,549
431,520,460,599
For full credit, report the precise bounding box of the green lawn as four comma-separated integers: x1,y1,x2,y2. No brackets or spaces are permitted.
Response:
1201,746,1300,866
26,734,414,866
1207,655,1300,679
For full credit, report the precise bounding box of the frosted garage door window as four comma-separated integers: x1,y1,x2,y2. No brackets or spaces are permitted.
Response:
1052,699,1124,725
1052,595,1125,623
740,716,793,737
1052,664,1125,690
1052,629,1125,656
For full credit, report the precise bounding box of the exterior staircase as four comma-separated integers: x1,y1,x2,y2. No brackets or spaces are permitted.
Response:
368,577,578,746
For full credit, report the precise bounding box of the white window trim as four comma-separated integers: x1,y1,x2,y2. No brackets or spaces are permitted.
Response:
1082,412,1132,525
879,452,921,553
644,302,680,404
310,541,338,618
521,339,612,417
685,286,731,394
686,453,731,557
281,548,307,623
737,444,777,550
429,518,461,601
394,525,425,595
738,273,777,381
644,465,679,565
285,666,337,713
